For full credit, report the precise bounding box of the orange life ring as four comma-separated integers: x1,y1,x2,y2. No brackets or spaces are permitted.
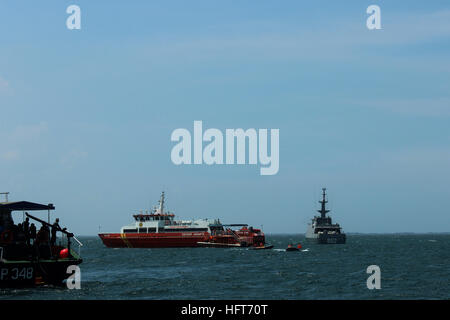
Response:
0,230,13,244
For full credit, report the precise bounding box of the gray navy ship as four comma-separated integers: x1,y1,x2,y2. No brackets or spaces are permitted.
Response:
305,188,346,244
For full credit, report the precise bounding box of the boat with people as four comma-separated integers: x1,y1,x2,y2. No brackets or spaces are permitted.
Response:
99,192,269,249
285,243,302,251
0,193,83,287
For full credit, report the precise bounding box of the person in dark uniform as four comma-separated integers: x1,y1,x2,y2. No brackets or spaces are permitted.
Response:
16,223,26,243
36,224,51,258
36,225,49,245
50,218,66,246
29,223,37,245
23,217,30,246
50,218,61,246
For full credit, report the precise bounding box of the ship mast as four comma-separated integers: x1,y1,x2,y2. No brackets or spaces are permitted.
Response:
158,191,165,215
318,188,330,219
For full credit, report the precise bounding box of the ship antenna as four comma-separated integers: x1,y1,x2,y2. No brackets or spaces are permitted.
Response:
318,188,330,218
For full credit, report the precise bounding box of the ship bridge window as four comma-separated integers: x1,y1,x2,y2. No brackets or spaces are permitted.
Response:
164,228,208,232
123,229,138,233
138,228,147,233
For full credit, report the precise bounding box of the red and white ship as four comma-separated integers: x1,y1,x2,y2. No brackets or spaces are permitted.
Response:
98,192,267,248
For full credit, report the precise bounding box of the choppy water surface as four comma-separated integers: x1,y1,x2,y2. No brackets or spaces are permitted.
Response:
2,234,449,299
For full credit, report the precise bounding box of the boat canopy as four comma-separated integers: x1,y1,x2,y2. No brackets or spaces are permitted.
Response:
0,201,55,212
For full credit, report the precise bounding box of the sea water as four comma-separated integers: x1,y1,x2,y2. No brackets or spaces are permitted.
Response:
1,234,449,299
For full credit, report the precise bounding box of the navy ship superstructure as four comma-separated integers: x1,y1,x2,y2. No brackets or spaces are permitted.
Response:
305,188,346,244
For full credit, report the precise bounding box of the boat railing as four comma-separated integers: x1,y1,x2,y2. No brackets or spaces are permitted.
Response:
61,232,83,257
71,235,83,258
228,229,240,242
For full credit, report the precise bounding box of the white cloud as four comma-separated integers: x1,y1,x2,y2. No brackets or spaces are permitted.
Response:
0,122,49,162
10,122,48,142
384,9,450,45
0,76,10,93
0,150,19,161
358,98,450,117
60,149,88,168
131,9,450,65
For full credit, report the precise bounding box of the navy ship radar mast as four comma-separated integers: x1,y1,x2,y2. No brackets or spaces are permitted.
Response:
305,187,346,244
318,188,330,219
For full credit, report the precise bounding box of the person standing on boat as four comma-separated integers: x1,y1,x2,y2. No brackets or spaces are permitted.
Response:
23,217,30,245
37,225,49,244
50,218,67,246
29,223,37,245
51,218,61,246
36,224,50,258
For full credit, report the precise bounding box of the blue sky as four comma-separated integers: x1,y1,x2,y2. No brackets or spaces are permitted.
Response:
0,1,449,235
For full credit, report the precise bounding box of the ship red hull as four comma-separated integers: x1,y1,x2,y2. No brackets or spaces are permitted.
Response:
98,232,210,248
